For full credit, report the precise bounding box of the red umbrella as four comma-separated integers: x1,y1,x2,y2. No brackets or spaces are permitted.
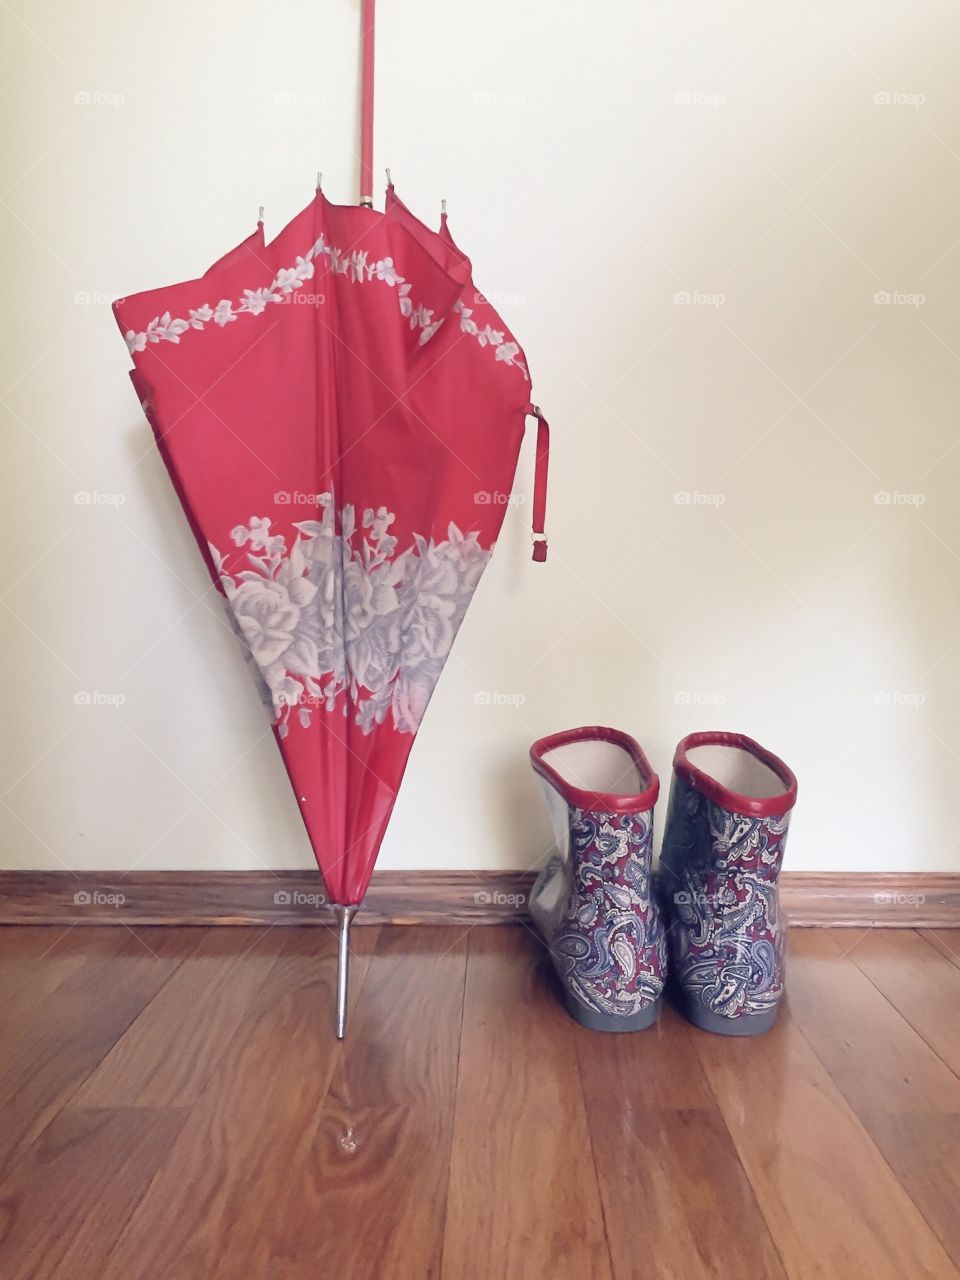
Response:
114,0,548,1034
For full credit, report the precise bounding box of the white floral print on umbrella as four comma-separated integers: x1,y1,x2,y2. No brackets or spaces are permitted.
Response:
210,496,491,737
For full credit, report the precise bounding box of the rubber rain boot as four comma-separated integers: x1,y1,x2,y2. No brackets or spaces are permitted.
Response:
528,726,666,1032
659,731,798,1036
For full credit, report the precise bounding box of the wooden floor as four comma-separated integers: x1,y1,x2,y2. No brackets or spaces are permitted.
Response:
0,925,958,1279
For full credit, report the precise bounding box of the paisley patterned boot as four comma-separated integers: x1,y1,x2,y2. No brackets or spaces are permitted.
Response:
528,727,667,1032
659,731,798,1036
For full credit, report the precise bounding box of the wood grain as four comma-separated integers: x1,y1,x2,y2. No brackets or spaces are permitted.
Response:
74,927,281,1107
846,928,960,1077
0,1107,186,1280
99,926,380,1280
788,929,960,1112
576,1001,716,1113
0,925,957,1278
788,929,960,1267
589,1106,786,1280
920,927,960,969
0,870,536,925
691,1010,956,1277
327,926,468,1109
574,998,786,1279
780,872,960,926
0,928,192,1179
1,870,957,926
271,1105,453,1280
0,928,91,1012
441,927,613,1280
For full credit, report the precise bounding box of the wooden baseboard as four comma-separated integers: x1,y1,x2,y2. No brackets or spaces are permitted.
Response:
0,870,957,927
778,872,960,927
0,870,529,927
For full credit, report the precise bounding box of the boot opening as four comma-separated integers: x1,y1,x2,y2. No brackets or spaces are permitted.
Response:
542,739,649,796
685,744,788,799
530,727,659,811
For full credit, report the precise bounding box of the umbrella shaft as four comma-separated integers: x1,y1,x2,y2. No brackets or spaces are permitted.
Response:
359,0,375,204
335,905,357,1038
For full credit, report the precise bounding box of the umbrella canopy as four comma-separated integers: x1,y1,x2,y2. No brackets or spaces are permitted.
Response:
114,0,547,1033
114,182,547,1027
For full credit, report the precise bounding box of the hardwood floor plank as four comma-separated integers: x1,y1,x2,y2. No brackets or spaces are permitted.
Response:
0,1107,186,1280
0,929,196,1179
441,927,613,1280
327,926,468,1109
270,1105,453,1280
576,1001,716,1112
73,927,281,1107
0,928,90,1014
919,928,960,971
573,991,784,1280
449,927,585,1120
0,923,956,1278
589,1106,786,1280
788,930,960,1112
100,926,381,1280
854,1108,960,1269
847,929,960,1079
691,1008,956,1278
788,929,960,1267
271,928,466,1276
0,926,198,1030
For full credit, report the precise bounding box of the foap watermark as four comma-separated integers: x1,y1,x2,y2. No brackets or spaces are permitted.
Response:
673,888,727,910
275,490,330,505
473,290,526,309
474,490,524,506
674,90,726,108
473,89,526,107
674,690,727,708
288,292,326,306
873,691,926,709
674,490,726,507
274,90,326,107
874,90,925,108
74,290,122,307
73,889,126,908
273,888,327,908
74,90,125,107
474,690,526,708
474,890,527,907
874,290,925,308
74,691,126,708
873,490,925,507
74,490,126,507
73,486,124,506
874,890,926,907
674,290,725,308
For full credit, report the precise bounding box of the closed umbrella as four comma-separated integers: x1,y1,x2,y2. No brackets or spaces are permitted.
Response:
114,0,549,1034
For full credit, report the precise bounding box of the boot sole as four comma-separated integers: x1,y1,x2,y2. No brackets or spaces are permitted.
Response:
682,1000,779,1037
563,992,661,1033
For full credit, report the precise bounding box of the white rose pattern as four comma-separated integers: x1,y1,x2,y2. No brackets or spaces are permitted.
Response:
210,497,492,737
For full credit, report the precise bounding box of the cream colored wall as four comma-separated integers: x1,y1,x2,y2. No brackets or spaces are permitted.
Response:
2,0,959,876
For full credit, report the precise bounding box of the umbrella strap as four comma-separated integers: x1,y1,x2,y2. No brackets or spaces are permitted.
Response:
360,0,375,205
528,404,549,563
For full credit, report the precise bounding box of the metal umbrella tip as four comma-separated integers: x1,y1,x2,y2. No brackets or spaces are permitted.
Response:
334,905,358,1038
